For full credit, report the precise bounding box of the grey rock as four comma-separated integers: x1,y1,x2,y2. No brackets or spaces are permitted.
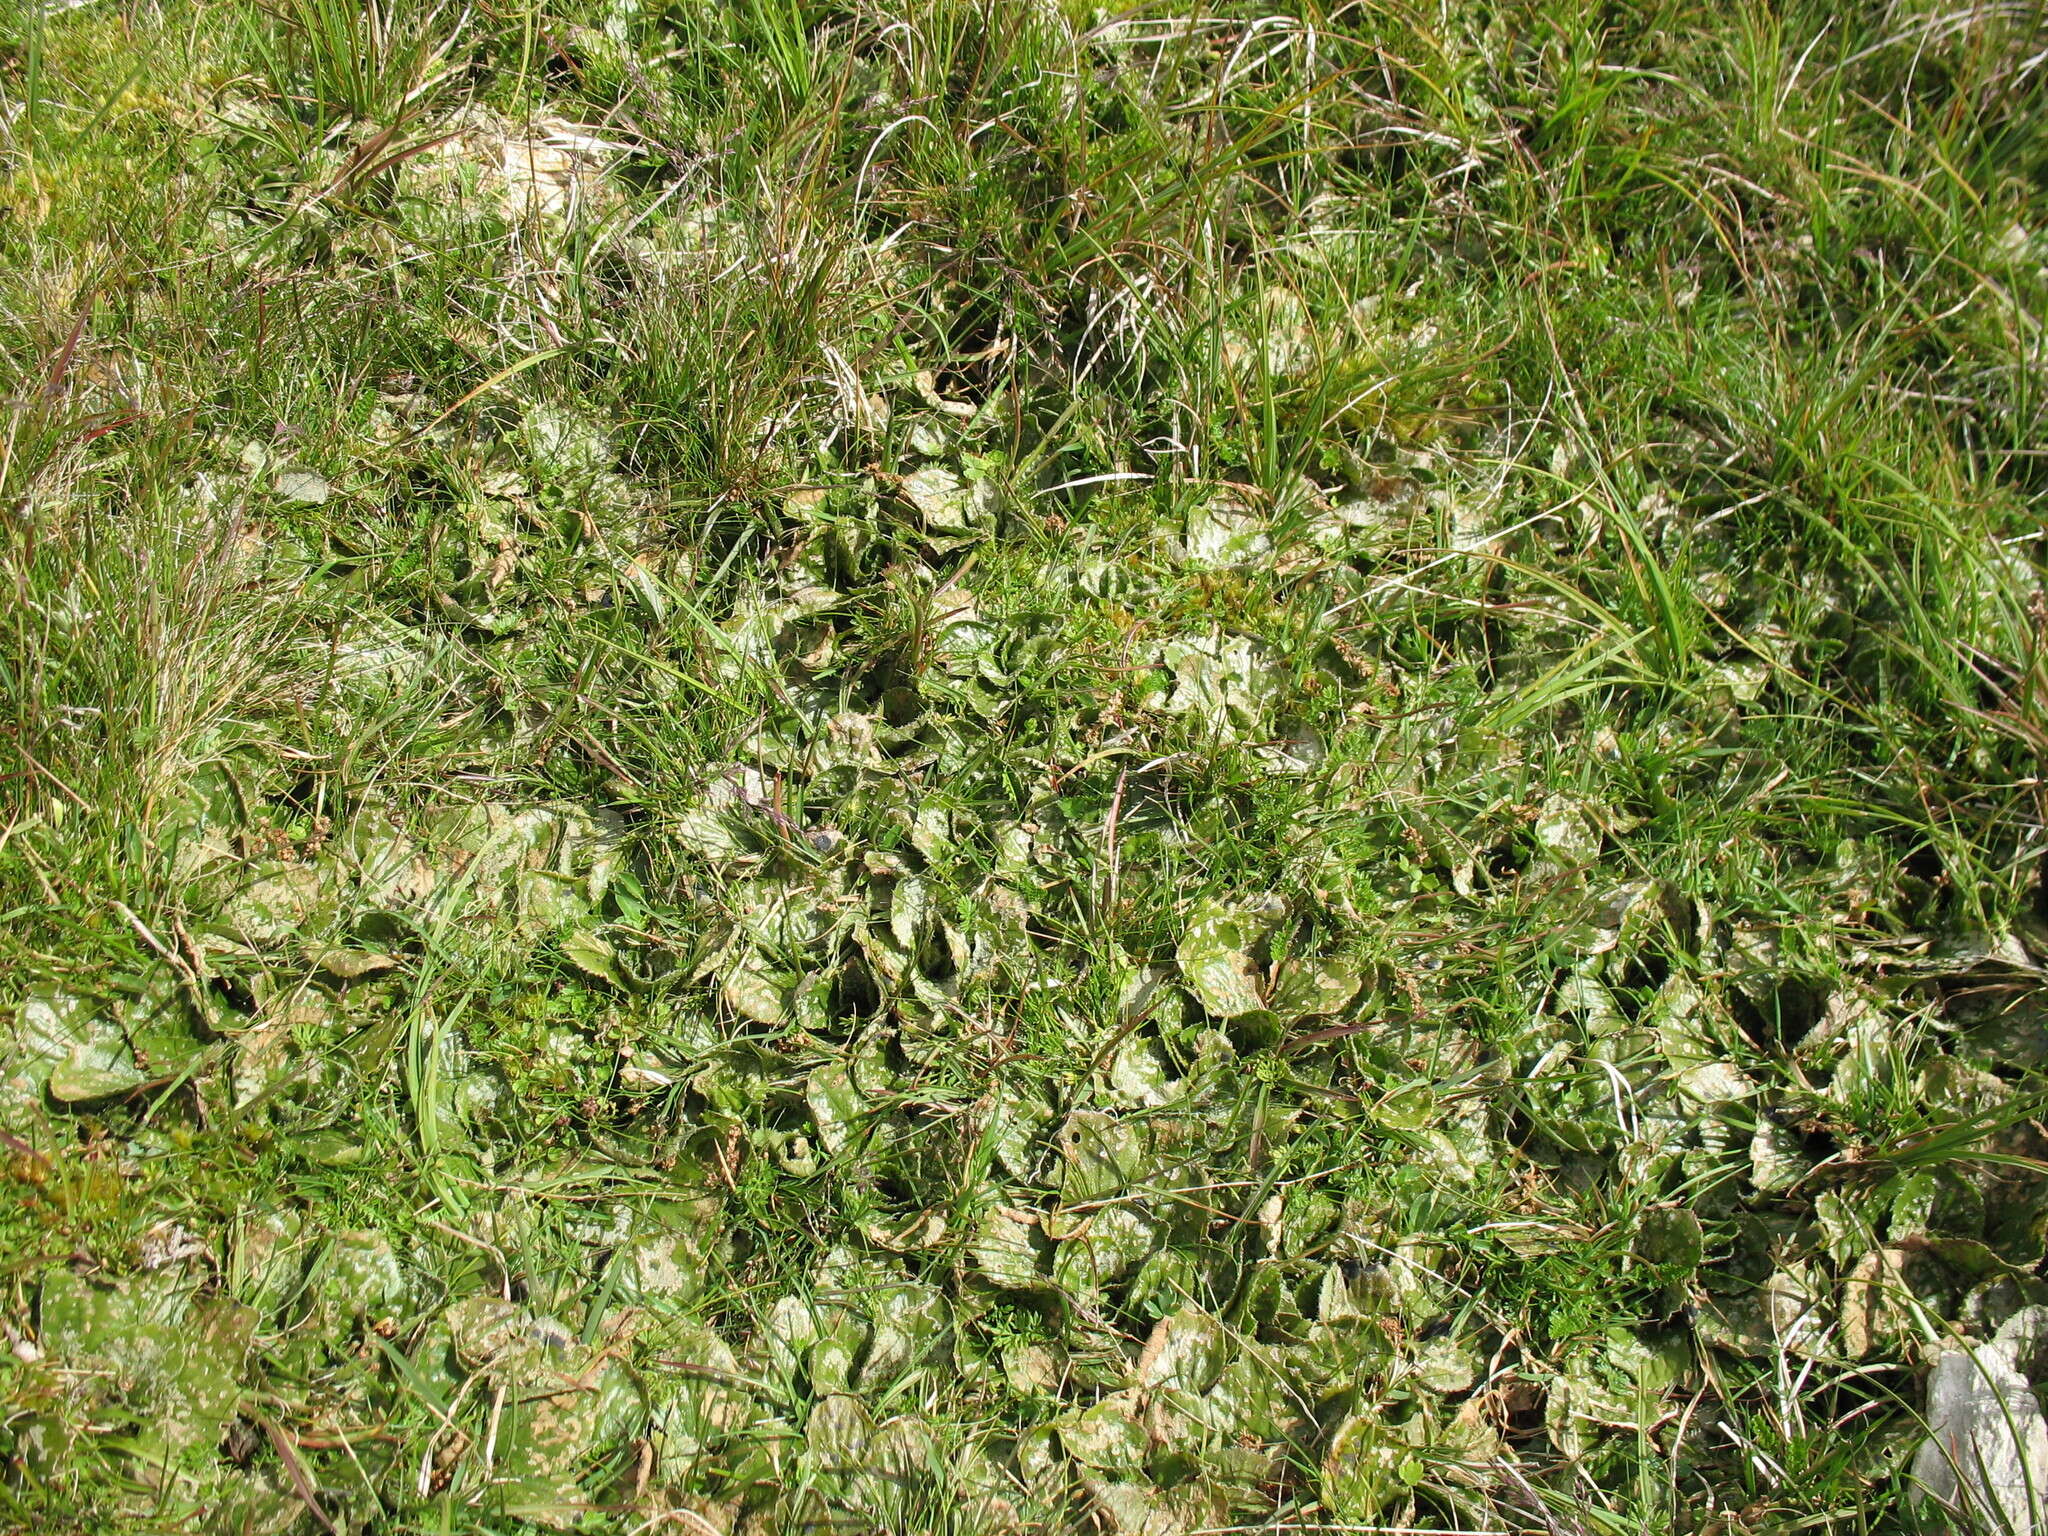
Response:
1914,1307,2048,1533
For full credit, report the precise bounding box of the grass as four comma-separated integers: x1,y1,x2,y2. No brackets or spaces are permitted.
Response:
1,0,2047,1531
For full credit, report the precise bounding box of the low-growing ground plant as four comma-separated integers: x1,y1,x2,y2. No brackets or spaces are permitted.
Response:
2,1,2046,1532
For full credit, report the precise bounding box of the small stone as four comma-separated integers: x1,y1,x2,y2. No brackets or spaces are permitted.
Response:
1914,1306,2048,1534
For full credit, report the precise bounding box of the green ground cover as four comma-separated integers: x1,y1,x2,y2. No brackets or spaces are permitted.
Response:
3,1,2048,1530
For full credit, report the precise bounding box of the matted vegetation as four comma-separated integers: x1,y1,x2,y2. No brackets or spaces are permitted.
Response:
3,1,2048,1531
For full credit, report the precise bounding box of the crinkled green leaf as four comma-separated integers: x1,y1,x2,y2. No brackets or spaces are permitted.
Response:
1057,1393,1147,1473
972,1206,1049,1289
1135,1306,1227,1395
1269,954,1361,1019
559,925,621,984
720,945,789,1025
306,944,399,979
1634,1205,1705,1270
1175,897,1274,1019
1052,1206,1157,1294
47,1058,146,1102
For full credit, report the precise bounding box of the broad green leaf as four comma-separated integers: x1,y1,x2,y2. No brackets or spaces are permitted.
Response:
222,863,333,945
1135,1306,1226,1395
308,945,399,979
1321,1413,1411,1519
1634,1206,1705,1270
805,1060,867,1154
1269,955,1361,1019
1184,492,1271,569
1175,898,1272,1019
971,1206,1049,1290
1057,1394,1147,1473
48,1058,145,1102
804,1392,874,1469
1052,1206,1157,1294
559,926,621,985
857,1284,951,1388
720,947,788,1025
